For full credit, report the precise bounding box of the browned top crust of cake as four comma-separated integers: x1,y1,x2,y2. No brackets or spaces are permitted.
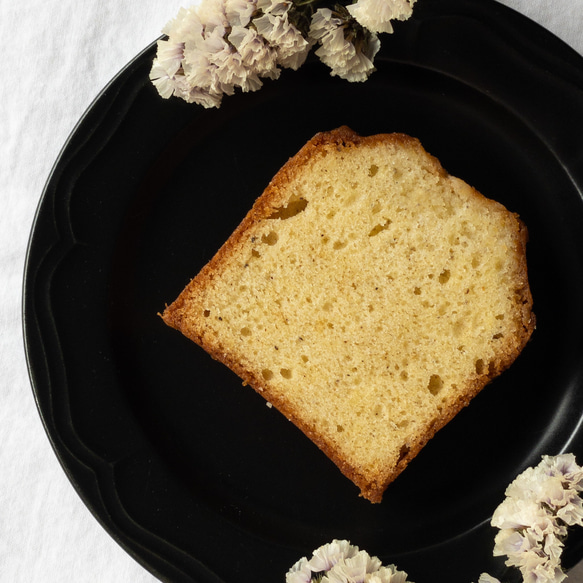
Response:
162,126,535,503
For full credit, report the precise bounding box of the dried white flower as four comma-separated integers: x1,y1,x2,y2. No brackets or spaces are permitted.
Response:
365,565,410,583
254,0,313,70
521,552,567,583
490,454,583,583
541,453,583,490
151,0,289,107
163,6,204,41
150,40,186,99
309,7,380,82
347,0,416,34
150,43,224,107
307,539,359,572
286,556,313,583
150,6,207,102
557,492,583,526
322,549,382,583
153,39,185,79
195,0,229,31
493,528,539,560
492,497,558,537
287,540,411,583
229,25,280,79
226,0,258,27
151,0,419,106
477,575,501,583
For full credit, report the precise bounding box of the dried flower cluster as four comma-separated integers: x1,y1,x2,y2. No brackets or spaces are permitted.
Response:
484,453,583,583
289,456,583,583
286,539,412,583
150,0,416,107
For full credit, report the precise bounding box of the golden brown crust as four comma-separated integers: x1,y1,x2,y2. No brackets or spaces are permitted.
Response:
162,126,535,503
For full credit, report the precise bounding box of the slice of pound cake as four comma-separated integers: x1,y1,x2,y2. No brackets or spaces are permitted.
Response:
162,126,535,503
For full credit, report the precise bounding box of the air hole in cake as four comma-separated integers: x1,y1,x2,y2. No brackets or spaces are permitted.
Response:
475,359,485,375
301,355,309,363
262,231,279,246
493,333,503,339
203,310,210,317
323,302,333,312
438,303,450,316
333,240,347,250
268,197,308,220
262,369,274,380
368,164,379,177
368,219,392,237
280,368,292,379
397,444,410,463
336,425,344,433
496,314,505,320
413,287,422,295
251,249,261,258
439,269,451,284
240,327,252,337
400,370,408,380
428,374,444,396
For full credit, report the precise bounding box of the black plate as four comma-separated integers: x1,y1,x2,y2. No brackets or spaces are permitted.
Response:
23,1,583,581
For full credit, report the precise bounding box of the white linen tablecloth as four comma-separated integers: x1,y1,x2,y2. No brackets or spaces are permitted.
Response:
2,1,582,581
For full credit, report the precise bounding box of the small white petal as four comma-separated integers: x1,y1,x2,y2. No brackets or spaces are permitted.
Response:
286,556,312,583
347,0,416,34
308,539,360,572
254,11,312,70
